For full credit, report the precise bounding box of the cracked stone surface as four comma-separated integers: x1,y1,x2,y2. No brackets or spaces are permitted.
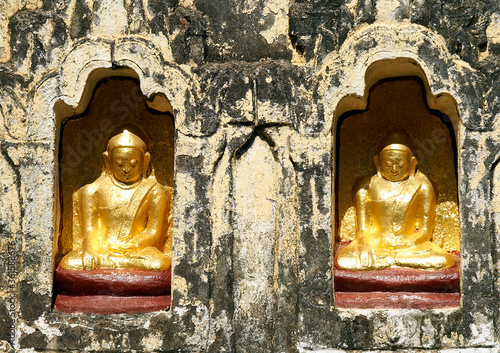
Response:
1,0,500,352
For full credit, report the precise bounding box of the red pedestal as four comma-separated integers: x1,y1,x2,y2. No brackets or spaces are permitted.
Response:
54,266,171,314
334,242,460,309
55,295,171,314
335,292,460,309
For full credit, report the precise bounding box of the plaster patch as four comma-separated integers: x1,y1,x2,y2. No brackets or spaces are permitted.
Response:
19,321,36,335
91,0,128,38
344,0,358,16
376,0,407,23
486,13,500,44
209,308,231,343
178,0,196,10
34,316,62,340
469,314,494,346
259,0,290,45
37,19,55,54
184,304,210,345
258,100,288,124
177,174,196,209
141,332,163,350
233,136,280,347
238,1,258,14
173,275,189,299
0,159,21,234
470,133,488,190
421,317,437,347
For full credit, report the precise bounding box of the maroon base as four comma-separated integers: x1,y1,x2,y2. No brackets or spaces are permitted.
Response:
334,242,460,309
55,266,171,296
54,295,171,314
54,265,172,314
335,292,460,309
335,256,460,293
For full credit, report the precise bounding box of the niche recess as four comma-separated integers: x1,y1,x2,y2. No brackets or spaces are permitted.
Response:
52,70,175,312
333,60,461,309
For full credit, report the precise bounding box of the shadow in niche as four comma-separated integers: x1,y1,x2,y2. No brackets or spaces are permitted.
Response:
334,76,460,309
53,76,175,314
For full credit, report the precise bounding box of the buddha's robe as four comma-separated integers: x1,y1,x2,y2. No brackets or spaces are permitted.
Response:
60,173,172,271
337,172,455,271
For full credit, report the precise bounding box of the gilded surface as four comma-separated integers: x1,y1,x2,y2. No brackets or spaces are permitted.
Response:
337,78,460,253
336,129,455,271
58,78,174,270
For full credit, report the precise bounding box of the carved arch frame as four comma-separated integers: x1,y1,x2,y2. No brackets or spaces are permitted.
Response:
297,23,495,350
9,36,215,351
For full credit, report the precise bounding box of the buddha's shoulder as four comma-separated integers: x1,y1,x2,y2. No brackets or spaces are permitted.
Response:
354,175,372,191
413,171,433,189
148,177,173,196
78,175,107,196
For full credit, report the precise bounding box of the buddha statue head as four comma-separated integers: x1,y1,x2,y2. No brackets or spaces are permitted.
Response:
102,128,151,185
373,129,418,182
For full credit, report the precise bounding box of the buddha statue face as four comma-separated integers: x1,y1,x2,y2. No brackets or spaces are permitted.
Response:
373,130,417,182
377,148,415,182
109,147,144,184
103,129,151,185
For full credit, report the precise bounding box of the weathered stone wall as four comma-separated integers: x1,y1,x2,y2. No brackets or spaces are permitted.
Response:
1,0,500,352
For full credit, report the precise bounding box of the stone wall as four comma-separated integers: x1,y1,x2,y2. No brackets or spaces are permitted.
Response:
1,0,500,352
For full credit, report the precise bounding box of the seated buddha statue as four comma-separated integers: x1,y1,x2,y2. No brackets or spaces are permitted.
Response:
59,128,172,271
337,129,455,271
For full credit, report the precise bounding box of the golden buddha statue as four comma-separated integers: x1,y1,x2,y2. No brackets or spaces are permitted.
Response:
60,128,172,271
336,129,455,271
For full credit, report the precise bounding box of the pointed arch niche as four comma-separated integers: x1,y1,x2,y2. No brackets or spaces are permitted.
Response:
53,68,175,313
333,59,461,309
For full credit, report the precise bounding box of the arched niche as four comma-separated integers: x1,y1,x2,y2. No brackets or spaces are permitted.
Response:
334,60,461,255
333,62,462,309
53,68,175,265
